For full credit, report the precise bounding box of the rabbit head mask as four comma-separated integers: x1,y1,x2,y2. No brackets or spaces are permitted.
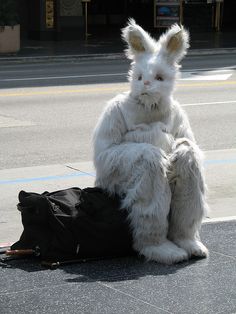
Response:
122,19,189,110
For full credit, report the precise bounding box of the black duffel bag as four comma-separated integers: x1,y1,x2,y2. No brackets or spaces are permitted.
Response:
11,187,134,264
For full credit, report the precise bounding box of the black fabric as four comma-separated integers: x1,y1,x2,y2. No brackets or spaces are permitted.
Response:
11,187,134,262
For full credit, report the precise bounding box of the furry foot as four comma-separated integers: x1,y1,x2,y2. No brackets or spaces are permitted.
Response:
173,239,208,258
140,240,188,265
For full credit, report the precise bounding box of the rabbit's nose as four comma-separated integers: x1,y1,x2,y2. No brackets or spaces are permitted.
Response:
144,80,150,86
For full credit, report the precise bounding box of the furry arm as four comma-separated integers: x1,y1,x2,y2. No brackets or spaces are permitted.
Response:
172,105,196,142
93,101,127,158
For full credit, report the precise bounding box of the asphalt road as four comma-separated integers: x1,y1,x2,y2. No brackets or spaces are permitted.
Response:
0,53,236,89
0,54,235,169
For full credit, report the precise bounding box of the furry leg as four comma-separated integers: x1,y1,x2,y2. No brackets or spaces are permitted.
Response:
168,138,209,258
95,143,188,264
121,145,188,264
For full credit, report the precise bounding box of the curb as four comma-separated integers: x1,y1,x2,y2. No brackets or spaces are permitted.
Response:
189,47,236,56
0,48,236,65
203,216,236,224
0,53,125,65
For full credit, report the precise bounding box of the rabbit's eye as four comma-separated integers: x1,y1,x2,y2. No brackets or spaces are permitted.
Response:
155,75,163,81
138,75,142,81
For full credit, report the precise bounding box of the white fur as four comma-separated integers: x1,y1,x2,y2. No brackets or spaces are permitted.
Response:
93,20,208,264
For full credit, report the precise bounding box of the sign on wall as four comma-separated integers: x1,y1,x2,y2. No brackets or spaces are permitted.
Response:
60,0,83,16
46,0,54,28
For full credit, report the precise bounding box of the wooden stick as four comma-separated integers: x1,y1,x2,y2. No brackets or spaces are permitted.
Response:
6,249,35,256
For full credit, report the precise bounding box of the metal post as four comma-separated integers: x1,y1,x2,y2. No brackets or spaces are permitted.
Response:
215,0,224,32
82,0,91,40
85,1,88,39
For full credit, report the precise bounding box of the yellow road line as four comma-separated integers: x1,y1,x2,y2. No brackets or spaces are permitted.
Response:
0,87,124,97
0,81,235,97
178,81,236,87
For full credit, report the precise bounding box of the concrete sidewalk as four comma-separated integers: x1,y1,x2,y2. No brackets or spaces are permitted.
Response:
1,29,236,64
0,220,235,314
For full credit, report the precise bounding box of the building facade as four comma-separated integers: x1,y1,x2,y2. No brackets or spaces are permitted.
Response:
18,0,235,41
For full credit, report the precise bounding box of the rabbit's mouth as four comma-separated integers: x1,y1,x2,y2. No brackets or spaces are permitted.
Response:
139,92,160,101
138,93,161,111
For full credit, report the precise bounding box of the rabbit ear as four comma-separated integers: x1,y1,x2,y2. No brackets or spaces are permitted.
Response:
158,24,189,64
122,18,157,59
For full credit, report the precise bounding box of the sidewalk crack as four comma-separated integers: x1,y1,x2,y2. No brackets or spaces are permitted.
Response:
65,165,95,177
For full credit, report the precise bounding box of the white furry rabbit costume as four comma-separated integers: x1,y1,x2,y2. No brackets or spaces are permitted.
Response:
93,19,208,264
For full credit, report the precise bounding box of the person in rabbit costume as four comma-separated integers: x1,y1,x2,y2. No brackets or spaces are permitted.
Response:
93,19,208,264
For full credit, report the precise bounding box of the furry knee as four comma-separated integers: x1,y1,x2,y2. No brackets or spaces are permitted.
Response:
122,145,171,209
141,145,169,176
170,138,205,186
168,138,208,237
127,144,169,179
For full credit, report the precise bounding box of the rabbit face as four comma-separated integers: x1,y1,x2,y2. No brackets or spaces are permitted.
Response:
122,19,189,110
129,54,177,108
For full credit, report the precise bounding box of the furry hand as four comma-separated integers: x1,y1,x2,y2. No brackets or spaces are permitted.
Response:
150,122,169,134
151,122,174,153
123,122,174,153
129,123,151,132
